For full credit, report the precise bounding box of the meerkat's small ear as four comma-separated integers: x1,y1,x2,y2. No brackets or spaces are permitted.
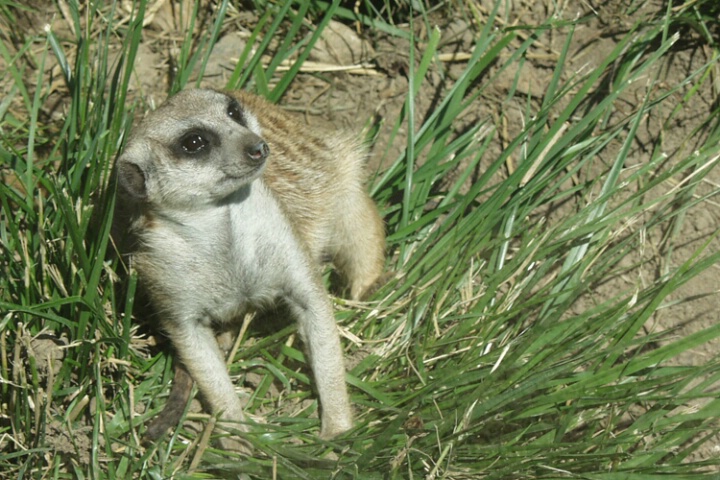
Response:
116,145,155,200
117,160,148,199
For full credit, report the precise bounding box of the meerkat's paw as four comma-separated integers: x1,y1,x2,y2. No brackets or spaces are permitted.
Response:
217,433,254,455
319,414,353,440
215,419,253,454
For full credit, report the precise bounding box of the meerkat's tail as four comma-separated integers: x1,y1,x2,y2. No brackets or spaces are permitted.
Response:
142,361,194,444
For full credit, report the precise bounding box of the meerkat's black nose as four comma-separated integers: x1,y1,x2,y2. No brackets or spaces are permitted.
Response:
246,140,269,163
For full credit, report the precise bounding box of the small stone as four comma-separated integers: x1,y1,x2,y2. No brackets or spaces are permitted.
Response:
310,20,374,65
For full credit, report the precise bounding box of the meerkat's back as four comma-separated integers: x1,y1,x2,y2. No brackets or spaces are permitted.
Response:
231,91,384,298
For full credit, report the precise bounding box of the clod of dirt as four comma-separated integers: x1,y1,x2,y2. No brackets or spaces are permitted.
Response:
442,19,475,48
111,42,164,95
310,20,375,65
244,371,280,398
45,420,93,465
204,32,248,81
29,334,67,376
493,60,551,98
128,0,208,32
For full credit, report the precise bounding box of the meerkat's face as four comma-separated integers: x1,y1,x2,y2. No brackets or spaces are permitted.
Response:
116,89,269,208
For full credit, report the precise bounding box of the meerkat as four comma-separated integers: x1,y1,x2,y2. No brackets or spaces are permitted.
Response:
114,88,385,448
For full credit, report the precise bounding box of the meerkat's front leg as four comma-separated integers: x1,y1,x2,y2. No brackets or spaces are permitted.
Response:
169,320,250,450
143,328,243,445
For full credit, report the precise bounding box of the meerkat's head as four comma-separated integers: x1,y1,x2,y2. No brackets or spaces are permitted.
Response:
116,89,269,209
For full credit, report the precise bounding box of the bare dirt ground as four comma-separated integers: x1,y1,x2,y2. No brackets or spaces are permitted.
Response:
4,0,719,470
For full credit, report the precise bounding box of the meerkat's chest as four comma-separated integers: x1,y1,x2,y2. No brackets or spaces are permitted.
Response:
143,183,305,320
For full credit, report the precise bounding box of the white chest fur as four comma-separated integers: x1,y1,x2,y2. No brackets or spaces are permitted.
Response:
140,180,308,324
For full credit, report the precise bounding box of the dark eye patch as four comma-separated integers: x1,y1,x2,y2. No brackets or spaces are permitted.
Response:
227,99,246,126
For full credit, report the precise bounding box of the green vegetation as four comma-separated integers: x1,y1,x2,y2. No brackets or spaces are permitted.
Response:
1,0,720,478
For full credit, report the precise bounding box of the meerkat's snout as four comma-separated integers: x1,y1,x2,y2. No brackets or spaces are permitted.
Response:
245,139,269,164
219,132,269,182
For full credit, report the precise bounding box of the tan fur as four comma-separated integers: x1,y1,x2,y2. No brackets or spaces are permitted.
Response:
115,88,384,449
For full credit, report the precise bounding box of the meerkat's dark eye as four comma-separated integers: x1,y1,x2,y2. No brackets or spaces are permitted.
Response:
180,133,209,153
227,99,246,126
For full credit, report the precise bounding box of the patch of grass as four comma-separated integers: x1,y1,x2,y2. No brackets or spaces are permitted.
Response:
1,0,720,478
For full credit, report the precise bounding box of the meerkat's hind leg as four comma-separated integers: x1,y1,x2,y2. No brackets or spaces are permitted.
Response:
280,275,353,438
291,297,353,438
332,189,386,301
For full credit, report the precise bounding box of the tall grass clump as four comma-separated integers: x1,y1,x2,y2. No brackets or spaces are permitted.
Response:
1,0,720,478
